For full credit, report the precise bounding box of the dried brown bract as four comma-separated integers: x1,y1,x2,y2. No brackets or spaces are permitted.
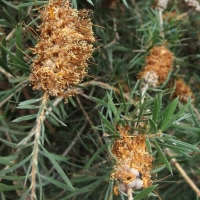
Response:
111,126,154,195
172,78,194,103
138,46,173,87
30,0,95,100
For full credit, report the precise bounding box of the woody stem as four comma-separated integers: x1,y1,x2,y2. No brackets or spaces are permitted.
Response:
127,188,133,200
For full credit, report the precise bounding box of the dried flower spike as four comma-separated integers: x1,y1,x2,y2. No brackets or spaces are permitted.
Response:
30,0,95,100
111,126,154,195
172,78,194,103
138,46,173,87
184,0,200,12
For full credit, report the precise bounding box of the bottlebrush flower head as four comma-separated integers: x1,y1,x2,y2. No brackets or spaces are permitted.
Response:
172,78,194,103
138,46,173,87
30,0,95,100
111,125,154,195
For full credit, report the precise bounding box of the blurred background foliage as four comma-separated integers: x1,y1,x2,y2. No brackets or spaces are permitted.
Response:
0,0,200,200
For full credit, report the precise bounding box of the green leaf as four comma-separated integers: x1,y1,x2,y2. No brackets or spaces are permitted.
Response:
49,111,67,126
148,118,157,134
37,104,45,118
1,0,18,9
153,139,172,174
0,154,31,175
45,115,59,126
71,176,100,183
0,155,18,165
3,7,17,25
17,105,40,109
1,45,29,71
171,124,200,132
170,101,190,122
1,37,7,64
0,57,15,77
40,146,74,190
0,183,21,192
158,143,192,155
9,62,30,72
92,97,109,108
40,151,69,162
40,175,74,191
85,143,108,169
61,189,89,199
47,99,60,115
71,0,77,9
151,165,166,173
146,137,152,153
12,114,37,122
152,95,160,122
63,178,107,199
0,175,27,181
164,101,191,130
18,97,41,106
134,185,158,200
8,76,27,83
104,181,113,200
17,1,48,8
19,188,31,200
160,98,178,131
106,92,118,118
87,0,94,5
0,137,32,149
0,138,18,148
0,19,14,28
122,0,129,8
167,138,200,152
119,84,127,112
99,112,116,134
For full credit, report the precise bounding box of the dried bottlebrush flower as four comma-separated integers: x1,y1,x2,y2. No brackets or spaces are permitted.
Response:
184,0,200,12
111,126,154,195
172,78,194,103
30,0,95,100
138,46,173,87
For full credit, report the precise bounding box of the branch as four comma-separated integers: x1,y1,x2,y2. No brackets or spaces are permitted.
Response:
30,92,48,200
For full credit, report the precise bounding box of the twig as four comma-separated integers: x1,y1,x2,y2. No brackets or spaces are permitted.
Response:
113,18,120,40
76,94,104,145
167,151,200,197
6,28,16,40
80,80,136,106
158,8,164,39
127,188,133,200
76,96,93,127
30,92,48,200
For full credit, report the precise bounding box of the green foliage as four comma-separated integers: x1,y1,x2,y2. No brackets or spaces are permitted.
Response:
0,0,200,200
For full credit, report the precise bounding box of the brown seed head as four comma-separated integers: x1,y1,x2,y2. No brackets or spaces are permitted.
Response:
30,0,95,100
172,78,194,103
138,46,173,86
111,126,154,195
